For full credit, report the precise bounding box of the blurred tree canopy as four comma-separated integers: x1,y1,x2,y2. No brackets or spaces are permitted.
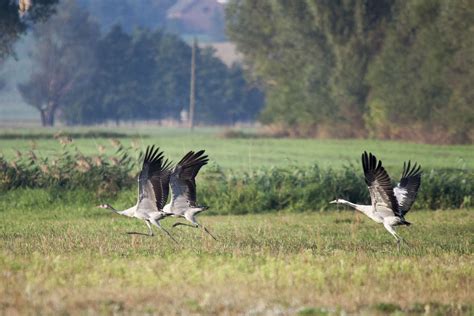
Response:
18,0,263,126
226,0,473,143
18,0,99,126
0,0,58,61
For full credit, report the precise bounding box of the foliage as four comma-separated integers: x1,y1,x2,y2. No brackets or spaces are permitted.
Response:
199,163,472,213
366,0,474,143
18,4,264,126
226,0,474,143
0,142,471,211
17,0,100,126
0,139,137,197
226,0,394,137
0,0,58,61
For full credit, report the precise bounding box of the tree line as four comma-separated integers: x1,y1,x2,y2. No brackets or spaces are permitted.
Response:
17,0,263,126
226,0,473,143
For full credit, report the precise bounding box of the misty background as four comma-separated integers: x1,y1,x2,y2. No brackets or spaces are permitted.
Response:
0,0,472,144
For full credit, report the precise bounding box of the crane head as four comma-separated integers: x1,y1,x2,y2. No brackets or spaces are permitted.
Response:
97,203,112,209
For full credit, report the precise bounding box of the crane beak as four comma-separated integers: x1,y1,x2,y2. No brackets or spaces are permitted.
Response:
329,200,337,204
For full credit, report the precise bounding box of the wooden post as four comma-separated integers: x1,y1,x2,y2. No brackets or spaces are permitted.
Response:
189,38,196,130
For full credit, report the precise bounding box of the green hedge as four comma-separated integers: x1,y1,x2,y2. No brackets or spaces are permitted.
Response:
0,146,471,212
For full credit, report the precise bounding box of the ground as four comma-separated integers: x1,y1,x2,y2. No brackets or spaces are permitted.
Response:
0,207,472,314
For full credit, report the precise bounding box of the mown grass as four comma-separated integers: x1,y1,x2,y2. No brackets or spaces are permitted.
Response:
0,200,472,314
0,126,472,171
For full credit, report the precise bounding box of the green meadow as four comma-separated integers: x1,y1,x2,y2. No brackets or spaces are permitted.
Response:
0,127,472,172
0,127,473,314
0,205,472,314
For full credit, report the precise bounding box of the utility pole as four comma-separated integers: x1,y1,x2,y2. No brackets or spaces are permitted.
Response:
189,37,196,130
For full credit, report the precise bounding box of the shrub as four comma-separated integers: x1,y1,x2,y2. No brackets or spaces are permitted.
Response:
0,144,471,212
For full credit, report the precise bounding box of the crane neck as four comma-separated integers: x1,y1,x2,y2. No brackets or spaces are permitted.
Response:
117,206,136,217
107,205,120,213
334,199,370,214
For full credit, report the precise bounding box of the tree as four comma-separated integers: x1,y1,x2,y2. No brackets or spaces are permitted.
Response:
89,25,134,124
0,0,58,61
15,6,263,126
226,0,394,136
366,0,474,143
18,0,99,126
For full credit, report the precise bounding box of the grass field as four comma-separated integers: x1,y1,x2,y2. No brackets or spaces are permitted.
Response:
0,127,473,314
0,204,472,314
0,126,472,172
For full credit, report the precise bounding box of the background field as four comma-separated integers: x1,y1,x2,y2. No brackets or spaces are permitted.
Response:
0,127,473,314
0,126,472,172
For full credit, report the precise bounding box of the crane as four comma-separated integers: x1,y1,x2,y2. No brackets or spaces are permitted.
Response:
330,151,422,249
98,145,177,243
162,150,217,240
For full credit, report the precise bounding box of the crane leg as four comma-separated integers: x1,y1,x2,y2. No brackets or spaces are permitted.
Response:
199,224,217,241
126,221,153,236
383,223,403,251
173,221,217,241
172,222,195,228
146,220,154,236
150,219,178,244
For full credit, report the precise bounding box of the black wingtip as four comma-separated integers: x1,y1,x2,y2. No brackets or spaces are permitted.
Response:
142,145,168,169
402,160,422,178
362,151,368,172
178,149,209,167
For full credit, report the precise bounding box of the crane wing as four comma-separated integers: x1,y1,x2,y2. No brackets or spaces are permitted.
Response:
169,150,208,210
362,151,400,217
137,145,172,211
394,161,422,216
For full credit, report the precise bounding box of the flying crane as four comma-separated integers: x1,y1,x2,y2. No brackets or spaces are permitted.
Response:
98,145,177,243
163,150,217,240
330,151,422,249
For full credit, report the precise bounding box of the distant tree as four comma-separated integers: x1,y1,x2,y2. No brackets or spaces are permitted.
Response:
18,0,99,126
228,0,473,143
0,0,58,61
226,0,394,136
306,0,394,135
194,46,263,123
366,0,474,143
17,13,263,126
89,25,135,124
224,64,264,123
136,29,191,120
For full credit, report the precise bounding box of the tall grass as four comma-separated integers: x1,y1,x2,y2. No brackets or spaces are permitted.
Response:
0,138,136,196
0,142,471,212
200,164,472,213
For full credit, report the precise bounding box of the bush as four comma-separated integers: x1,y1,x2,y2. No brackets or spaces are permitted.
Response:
0,145,471,212
0,139,136,198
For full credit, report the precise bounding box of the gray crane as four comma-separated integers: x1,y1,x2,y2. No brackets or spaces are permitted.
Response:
98,145,177,243
162,150,217,240
330,151,422,249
